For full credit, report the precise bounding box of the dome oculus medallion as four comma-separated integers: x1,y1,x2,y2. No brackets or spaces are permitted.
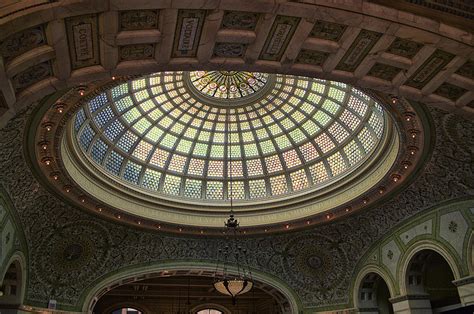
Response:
30,70,425,233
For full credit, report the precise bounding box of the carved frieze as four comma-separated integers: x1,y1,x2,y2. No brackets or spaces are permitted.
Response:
309,20,347,42
65,14,100,69
335,29,382,72
221,11,259,30
11,62,52,92
367,63,402,81
172,10,206,58
0,26,46,63
405,49,455,89
260,15,300,61
119,10,159,31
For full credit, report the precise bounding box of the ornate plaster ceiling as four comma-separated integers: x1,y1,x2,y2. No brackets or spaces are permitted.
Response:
0,0,473,130
0,0,472,312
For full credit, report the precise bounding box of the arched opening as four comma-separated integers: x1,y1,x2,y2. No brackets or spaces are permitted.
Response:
0,260,24,307
92,272,290,314
357,273,393,314
405,249,461,312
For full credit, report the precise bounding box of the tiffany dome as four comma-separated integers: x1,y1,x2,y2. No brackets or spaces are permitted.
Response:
60,71,397,229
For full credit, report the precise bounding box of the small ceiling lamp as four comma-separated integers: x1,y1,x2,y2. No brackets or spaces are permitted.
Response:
213,108,253,304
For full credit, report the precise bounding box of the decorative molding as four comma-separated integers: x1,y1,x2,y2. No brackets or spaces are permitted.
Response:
213,42,246,58
434,82,468,101
119,44,155,61
368,63,402,81
0,26,46,63
296,49,329,66
11,62,52,92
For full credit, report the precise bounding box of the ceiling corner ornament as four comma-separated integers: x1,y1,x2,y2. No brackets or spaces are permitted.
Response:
29,72,426,235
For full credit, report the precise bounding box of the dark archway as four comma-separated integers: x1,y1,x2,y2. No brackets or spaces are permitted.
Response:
406,249,461,312
357,272,393,314
93,274,288,314
0,260,24,307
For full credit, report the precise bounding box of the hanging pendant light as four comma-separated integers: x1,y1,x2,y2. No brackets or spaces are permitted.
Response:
213,213,253,304
213,108,253,304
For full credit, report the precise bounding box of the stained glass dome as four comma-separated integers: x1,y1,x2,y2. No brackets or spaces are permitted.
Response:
73,71,386,205
187,71,271,102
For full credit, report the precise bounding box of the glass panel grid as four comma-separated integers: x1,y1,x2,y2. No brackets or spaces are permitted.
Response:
73,71,386,203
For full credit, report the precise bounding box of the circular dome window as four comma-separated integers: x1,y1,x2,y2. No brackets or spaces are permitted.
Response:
72,71,387,205
32,70,421,233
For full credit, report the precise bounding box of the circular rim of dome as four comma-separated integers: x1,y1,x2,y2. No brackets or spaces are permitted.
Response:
29,72,427,235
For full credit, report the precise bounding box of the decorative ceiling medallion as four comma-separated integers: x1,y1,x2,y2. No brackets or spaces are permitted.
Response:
31,72,426,235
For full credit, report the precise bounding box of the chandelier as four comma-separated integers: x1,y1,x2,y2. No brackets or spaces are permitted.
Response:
213,212,253,304
213,107,253,304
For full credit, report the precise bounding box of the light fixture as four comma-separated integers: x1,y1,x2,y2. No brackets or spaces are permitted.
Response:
213,213,254,304
213,108,253,304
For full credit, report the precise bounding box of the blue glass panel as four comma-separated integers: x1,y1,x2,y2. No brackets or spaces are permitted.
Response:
104,120,125,141
105,150,124,175
79,124,95,150
88,93,108,113
74,109,86,132
123,161,142,184
94,106,115,128
91,138,108,164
